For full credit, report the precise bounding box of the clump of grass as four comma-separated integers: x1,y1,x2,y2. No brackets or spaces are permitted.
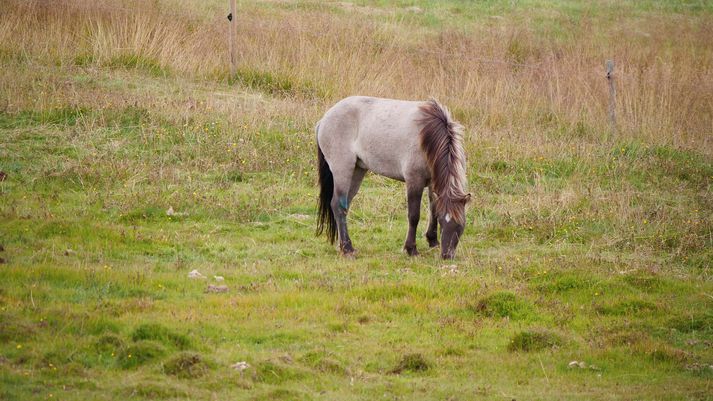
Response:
668,312,713,334
162,352,210,379
117,340,166,369
299,351,347,375
119,381,184,399
131,323,191,350
0,314,35,342
229,68,320,98
327,321,350,333
93,333,125,354
473,291,538,321
532,271,593,293
633,340,689,364
251,388,306,401
356,314,371,324
390,353,431,374
622,271,662,291
0,107,89,129
439,346,465,357
105,53,169,77
595,299,660,316
253,360,304,384
604,329,650,347
508,329,562,352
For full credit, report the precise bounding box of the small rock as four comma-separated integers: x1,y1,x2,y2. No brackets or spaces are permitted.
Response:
166,206,188,217
231,361,250,371
568,361,579,368
64,249,75,256
213,275,225,282
439,264,459,276
205,285,228,293
188,269,207,279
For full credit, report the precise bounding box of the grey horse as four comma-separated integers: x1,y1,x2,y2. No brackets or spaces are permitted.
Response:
316,96,470,259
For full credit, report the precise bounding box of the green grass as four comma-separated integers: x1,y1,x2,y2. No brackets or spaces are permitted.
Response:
1,1,712,400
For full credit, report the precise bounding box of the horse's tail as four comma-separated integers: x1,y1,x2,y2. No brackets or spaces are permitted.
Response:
316,126,337,244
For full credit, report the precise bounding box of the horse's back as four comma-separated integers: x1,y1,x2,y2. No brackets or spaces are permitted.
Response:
318,96,427,182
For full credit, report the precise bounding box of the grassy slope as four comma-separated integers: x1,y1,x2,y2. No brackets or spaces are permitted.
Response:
1,1,712,400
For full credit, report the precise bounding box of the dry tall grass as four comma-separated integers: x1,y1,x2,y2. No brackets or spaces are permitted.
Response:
1,0,712,154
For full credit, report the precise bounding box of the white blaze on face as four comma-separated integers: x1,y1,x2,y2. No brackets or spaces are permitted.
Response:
445,213,451,223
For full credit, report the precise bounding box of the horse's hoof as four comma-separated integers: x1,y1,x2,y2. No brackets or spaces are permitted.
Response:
427,240,439,248
404,246,419,256
341,250,357,259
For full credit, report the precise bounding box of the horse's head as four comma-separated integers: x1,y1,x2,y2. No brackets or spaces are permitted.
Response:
439,194,470,259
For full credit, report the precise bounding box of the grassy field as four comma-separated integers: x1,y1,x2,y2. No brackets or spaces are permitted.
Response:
1,0,712,400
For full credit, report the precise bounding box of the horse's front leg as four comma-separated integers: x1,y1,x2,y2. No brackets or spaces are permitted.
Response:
404,185,424,256
425,186,439,248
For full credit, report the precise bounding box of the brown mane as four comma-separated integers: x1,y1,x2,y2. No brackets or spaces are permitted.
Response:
418,99,468,224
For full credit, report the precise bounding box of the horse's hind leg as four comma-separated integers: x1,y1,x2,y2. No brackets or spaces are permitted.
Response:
404,182,425,256
425,186,439,248
330,164,358,256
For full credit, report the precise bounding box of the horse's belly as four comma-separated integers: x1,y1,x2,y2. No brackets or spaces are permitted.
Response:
354,141,411,182
357,156,404,181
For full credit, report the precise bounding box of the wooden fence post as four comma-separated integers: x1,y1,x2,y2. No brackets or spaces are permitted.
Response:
228,0,237,77
606,60,616,134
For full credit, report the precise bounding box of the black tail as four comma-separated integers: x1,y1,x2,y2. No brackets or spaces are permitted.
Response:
316,144,337,244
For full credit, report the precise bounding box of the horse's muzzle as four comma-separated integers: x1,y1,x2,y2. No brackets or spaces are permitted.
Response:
441,251,455,260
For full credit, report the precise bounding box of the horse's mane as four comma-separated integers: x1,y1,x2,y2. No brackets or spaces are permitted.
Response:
418,99,468,224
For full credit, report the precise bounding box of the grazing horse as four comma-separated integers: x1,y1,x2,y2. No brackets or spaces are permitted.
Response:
315,96,470,259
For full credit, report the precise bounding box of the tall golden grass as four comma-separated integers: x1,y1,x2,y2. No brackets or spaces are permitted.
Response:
1,0,712,154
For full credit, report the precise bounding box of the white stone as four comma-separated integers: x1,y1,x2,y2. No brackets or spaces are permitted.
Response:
188,269,206,279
